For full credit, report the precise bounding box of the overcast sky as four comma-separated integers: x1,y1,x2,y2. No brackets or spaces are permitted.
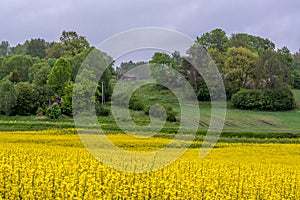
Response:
1,0,300,54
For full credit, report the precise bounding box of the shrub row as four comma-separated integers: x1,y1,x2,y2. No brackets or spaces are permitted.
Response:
232,88,295,111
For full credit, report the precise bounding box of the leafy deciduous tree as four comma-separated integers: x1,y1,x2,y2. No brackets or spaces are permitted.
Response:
224,47,259,97
15,82,38,115
0,54,33,81
0,79,17,115
196,28,228,52
26,38,47,59
46,58,71,97
60,31,90,56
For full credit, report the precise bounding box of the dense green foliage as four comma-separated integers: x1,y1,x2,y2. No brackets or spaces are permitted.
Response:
0,28,299,118
0,79,17,115
129,97,144,111
95,104,111,116
0,31,114,118
46,102,61,119
232,88,295,111
193,29,297,110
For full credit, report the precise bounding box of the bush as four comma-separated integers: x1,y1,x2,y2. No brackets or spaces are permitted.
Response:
46,102,61,119
232,87,295,111
112,94,144,111
261,88,295,111
145,104,177,122
129,97,144,111
165,106,177,122
95,104,110,116
197,85,210,101
231,89,262,110
36,107,45,116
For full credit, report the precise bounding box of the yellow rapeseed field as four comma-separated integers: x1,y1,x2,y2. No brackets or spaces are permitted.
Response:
0,129,299,199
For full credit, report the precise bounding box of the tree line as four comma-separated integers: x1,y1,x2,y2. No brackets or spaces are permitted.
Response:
0,31,114,117
1,29,300,117
118,29,299,111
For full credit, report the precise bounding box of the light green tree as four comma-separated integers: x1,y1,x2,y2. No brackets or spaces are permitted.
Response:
60,31,90,56
196,28,228,52
28,61,51,82
73,69,99,114
61,82,73,116
46,58,71,96
224,47,259,97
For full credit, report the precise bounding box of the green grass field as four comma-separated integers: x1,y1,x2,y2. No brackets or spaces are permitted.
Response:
0,86,300,140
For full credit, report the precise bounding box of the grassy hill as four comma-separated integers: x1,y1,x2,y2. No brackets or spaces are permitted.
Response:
129,84,300,134
0,85,300,139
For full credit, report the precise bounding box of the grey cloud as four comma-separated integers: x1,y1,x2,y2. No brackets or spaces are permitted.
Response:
0,0,299,52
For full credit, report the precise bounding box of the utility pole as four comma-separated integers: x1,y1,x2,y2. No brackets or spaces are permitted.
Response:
101,81,104,105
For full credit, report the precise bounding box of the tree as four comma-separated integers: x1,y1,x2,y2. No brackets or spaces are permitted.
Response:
46,42,64,58
14,82,38,115
181,43,225,101
0,54,33,81
118,60,137,75
228,33,275,52
0,57,4,69
60,31,90,56
28,61,51,82
293,49,300,88
224,47,259,97
77,48,114,103
67,47,92,82
0,41,10,56
196,28,228,52
172,51,181,66
46,57,57,68
259,50,292,90
0,79,17,115
26,38,47,59
31,65,52,109
10,42,28,55
7,70,20,83
292,71,300,89
180,45,208,92
208,47,226,73
149,52,180,88
46,58,71,97
277,46,293,85
61,82,73,116
293,49,300,71
73,69,99,114
33,65,51,86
